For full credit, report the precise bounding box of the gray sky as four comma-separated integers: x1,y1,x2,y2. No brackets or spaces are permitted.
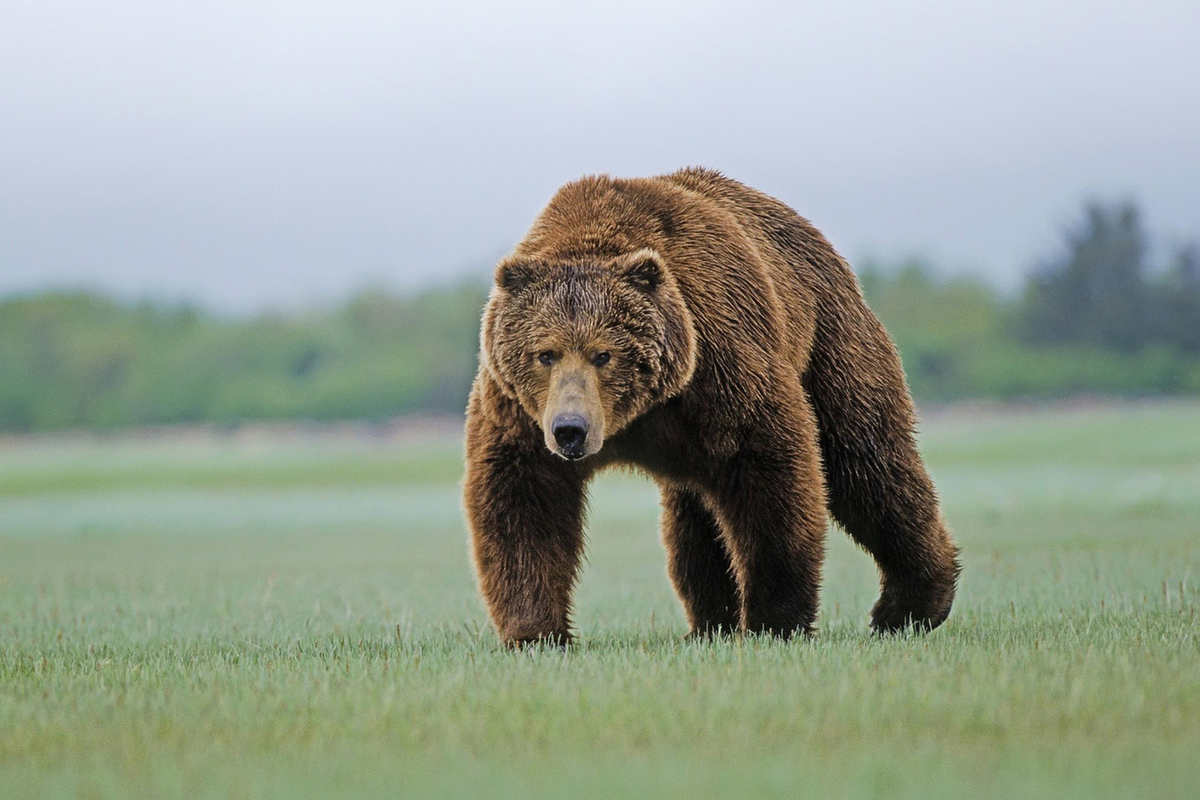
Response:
1,0,1197,311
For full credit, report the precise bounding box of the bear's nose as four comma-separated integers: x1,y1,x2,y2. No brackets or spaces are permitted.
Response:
552,414,589,458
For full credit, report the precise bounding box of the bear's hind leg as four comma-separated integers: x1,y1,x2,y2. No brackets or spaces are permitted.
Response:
818,419,960,632
803,303,961,632
660,486,740,637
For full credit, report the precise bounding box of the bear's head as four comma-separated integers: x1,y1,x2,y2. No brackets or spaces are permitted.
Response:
482,247,697,460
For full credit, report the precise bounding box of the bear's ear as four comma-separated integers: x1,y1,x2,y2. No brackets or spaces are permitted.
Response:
618,249,665,292
495,257,536,293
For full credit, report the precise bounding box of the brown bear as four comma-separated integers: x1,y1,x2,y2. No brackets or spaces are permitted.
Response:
463,167,960,646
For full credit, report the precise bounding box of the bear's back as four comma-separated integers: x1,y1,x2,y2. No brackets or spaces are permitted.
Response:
654,168,861,369
660,167,857,298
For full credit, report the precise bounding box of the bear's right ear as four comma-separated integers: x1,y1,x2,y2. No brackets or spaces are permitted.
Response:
495,257,536,293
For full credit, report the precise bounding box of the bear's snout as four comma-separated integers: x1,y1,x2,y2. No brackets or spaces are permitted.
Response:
551,414,589,460
541,356,606,460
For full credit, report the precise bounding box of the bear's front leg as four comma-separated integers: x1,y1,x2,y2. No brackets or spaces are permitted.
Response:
660,486,740,637
464,410,587,647
709,399,828,637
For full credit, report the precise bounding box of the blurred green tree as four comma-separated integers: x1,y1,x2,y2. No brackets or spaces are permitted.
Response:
1022,202,1153,352
1154,244,1200,354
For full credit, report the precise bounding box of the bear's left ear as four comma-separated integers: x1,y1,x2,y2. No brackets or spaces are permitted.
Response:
617,248,665,292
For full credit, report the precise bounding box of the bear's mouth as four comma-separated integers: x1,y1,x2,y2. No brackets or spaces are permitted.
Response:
553,445,589,461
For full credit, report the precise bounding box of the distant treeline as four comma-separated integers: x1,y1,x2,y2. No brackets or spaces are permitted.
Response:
863,201,1200,401
1,201,1198,432
0,283,487,432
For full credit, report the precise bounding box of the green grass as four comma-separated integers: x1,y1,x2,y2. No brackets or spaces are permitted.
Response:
2,402,1199,799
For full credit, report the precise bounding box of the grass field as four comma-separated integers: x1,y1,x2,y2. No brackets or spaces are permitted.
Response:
2,403,1198,799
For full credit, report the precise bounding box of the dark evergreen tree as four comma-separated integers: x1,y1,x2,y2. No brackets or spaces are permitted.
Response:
1022,202,1152,352
1156,244,1200,354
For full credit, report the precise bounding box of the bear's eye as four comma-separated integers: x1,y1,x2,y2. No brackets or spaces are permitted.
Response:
592,352,611,367
537,351,555,366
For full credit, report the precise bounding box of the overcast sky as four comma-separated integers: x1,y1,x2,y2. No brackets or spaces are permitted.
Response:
1,0,1197,311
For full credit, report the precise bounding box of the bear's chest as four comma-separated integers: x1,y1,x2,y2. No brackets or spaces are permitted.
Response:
600,401,732,486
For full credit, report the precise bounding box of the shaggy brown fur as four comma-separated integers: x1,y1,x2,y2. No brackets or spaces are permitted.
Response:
463,168,960,646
